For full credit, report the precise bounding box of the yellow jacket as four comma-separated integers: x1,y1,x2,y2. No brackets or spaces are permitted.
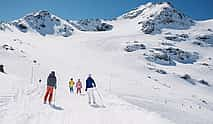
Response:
69,80,75,87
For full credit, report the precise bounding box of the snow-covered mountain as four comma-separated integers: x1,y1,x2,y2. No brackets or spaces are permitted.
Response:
1,2,213,124
119,2,194,34
0,11,114,37
12,10,75,37
1,11,75,37
0,2,197,36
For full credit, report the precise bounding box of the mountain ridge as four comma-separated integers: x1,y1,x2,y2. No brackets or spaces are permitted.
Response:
0,2,212,36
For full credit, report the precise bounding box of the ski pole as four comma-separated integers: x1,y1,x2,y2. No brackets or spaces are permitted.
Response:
95,88,105,107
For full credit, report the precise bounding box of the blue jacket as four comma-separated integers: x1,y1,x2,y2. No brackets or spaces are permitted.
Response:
86,77,96,91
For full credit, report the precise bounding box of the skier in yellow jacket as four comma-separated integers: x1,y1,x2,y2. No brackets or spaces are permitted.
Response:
69,78,75,94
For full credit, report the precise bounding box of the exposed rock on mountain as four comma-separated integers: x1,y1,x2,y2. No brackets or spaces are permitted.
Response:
119,2,194,34
145,47,199,65
12,10,74,37
69,19,113,31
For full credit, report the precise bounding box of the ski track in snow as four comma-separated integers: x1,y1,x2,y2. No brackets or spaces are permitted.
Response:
0,79,174,124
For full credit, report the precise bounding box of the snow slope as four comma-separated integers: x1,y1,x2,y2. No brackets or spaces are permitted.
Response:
1,2,213,124
0,73,173,124
0,31,174,124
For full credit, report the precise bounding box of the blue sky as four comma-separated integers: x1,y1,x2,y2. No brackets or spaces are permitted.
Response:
0,0,213,21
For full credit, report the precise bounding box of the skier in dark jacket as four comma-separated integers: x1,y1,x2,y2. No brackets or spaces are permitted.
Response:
44,71,57,104
85,74,96,104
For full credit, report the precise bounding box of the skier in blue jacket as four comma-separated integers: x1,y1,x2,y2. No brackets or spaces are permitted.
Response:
85,74,96,104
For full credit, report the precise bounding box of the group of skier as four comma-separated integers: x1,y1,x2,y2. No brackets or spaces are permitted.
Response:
68,78,83,94
43,71,97,105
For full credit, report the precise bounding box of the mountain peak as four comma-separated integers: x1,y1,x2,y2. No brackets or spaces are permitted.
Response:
137,2,174,11
119,2,182,19
25,10,52,17
119,2,194,34
12,10,74,37
30,10,52,16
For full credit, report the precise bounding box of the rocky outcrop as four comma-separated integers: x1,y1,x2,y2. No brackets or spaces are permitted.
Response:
69,19,113,31
145,47,199,65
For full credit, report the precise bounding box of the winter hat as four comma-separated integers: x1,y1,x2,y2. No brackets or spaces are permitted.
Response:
51,71,55,75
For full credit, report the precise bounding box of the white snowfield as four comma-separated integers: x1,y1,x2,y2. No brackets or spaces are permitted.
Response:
1,2,213,124
0,31,175,124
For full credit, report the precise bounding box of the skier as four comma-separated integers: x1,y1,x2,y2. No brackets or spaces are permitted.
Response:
76,79,82,95
85,74,96,104
69,78,75,94
44,71,57,104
